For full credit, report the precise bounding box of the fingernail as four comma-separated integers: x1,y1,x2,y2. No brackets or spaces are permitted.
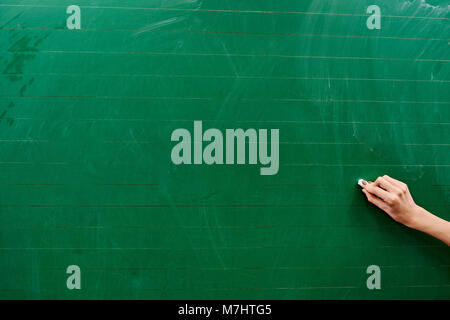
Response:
358,179,368,187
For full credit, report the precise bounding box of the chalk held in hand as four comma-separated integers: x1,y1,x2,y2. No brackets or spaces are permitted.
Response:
358,179,368,188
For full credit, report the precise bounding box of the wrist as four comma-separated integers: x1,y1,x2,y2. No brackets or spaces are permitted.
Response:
406,205,431,231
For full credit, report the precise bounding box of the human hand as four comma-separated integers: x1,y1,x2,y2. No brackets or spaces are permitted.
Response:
359,175,450,245
359,175,422,228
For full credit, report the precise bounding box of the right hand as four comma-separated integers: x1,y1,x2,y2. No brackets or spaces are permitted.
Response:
361,175,422,228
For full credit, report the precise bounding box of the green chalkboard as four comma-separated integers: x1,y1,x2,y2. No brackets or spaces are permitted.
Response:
0,0,449,299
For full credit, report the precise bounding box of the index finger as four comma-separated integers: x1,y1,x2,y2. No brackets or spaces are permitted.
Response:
364,183,392,202
374,176,401,193
382,175,407,189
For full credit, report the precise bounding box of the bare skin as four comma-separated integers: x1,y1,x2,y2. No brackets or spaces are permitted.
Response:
360,175,450,246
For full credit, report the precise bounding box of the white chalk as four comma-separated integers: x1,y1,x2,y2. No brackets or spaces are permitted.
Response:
358,179,367,188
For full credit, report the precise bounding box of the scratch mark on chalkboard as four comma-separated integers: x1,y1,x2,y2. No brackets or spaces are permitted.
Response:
0,102,14,125
400,0,449,17
2,4,447,20
1,31,47,126
419,0,449,9
211,39,240,122
0,11,23,29
350,124,373,154
3,34,47,82
5,49,449,63
204,208,227,269
168,0,202,8
133,17,187,36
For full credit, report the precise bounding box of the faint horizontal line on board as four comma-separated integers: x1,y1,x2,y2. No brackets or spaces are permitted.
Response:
1,140,449,146
389,284,450,288
1,162,449,171
0,225,400,230
0,204,448,208
0,204,367,208
103,140,155,144
0,184,63,186
263,183,352,187
405,143,450,146
2,27,449,42
263,183,446,187
203,284,450,291
0,245,442,250
3,285,448,293
0,183,157,187
122,285,449,292
2,96,449,105
3,72,448,83
283,163,450,167
3,50,448,62
0,139,48,143
103,141,450,146
102,141,365,145
95,184,158,186
0,182,441,188
46,264,450,271
0,4,447,20
205,284,450,291
6,265,450,271
0,162,67,165
9,118,450,126
206,286,352,291
1,161,450,170
0,183,442,188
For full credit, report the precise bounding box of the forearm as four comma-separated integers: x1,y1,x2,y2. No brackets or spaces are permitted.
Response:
409,206,450,246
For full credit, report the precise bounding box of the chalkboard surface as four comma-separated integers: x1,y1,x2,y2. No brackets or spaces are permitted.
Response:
0,0,449,299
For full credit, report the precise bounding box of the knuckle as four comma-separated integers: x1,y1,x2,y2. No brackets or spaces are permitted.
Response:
391,195,399,204
385,196,393,204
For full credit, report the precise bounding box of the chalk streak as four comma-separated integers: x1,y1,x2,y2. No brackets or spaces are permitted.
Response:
3,50,448,62
0,245,442,250
0,4,447,20
2,72,448,83
2,96,448,105
1,27,448,42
